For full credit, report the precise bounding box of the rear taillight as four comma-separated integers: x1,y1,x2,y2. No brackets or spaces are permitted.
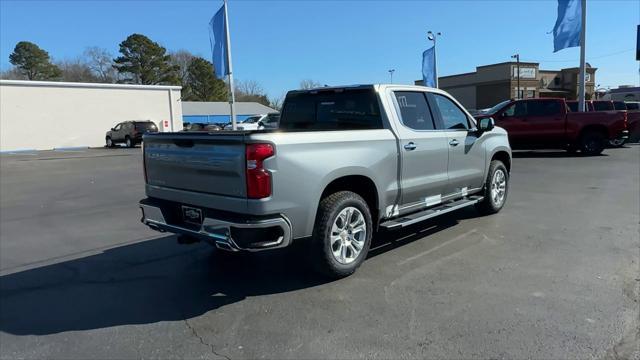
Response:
624,112,628,129
246,143,274,199
142,144,148,183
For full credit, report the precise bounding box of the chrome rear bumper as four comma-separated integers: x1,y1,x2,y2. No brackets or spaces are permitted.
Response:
140,203,292,252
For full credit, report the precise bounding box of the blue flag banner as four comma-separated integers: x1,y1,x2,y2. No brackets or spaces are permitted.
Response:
209,4,228,79
422,46,436,88
553,0,581,52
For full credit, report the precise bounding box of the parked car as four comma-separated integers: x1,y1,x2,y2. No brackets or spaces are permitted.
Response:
223,113,280,130
106,120,157,148
624,102,640,142
260,112,280,129
182,123,222,132
625,101,640,111
475,98,628,155
139,84,511,278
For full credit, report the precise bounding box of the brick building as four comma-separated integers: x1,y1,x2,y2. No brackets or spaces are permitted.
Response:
416,61,597,110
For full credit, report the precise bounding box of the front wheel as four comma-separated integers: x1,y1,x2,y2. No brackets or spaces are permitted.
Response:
476,160,509,215
310,191,372,278
608,138,626,148
106,136,114,148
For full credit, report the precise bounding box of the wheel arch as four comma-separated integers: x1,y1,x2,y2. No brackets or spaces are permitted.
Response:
491,150,511,174
316,174,380,229
579,124,609,139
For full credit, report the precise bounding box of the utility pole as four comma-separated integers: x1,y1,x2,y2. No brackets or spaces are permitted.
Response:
427,31,441,88
577,0,586,112
388,69,395,83
511,54,520,99
222,0,237,129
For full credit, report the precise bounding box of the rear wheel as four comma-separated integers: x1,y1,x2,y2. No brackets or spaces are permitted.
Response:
476,160,509,215
310,191,372,278
579,131,605,155
125,136,134,148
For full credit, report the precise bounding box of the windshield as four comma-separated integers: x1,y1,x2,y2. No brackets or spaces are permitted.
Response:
485,100,512,115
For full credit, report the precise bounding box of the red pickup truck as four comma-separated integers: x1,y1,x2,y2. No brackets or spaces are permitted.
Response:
567,100,639,145
476,98,628,155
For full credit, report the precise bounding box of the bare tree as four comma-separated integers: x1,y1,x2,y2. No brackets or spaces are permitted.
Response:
0,67,27,80
299,79,322,90
236,79,265,96
268,92,286,111
84,47,116,83
234,79,269,106
56,58,100,83
169,49,196,86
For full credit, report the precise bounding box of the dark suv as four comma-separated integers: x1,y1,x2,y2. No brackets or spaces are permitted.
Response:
106,121,158,148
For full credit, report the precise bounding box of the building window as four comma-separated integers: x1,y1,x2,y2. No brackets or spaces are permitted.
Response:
514,88,524,99
554,77,560,86
526,90,535,98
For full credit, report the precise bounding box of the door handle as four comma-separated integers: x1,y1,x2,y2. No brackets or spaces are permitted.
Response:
404,142,417,151
449,139,459,146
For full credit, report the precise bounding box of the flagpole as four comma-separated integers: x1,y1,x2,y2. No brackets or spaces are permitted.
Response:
223,0,237,130
578,0,586,112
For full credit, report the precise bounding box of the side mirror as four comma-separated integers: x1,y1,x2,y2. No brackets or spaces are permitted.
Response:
111,128,115,131
478,117,495,134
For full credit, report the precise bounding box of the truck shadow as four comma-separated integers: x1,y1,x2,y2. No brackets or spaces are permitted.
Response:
512,150,608,158
0,208,476,336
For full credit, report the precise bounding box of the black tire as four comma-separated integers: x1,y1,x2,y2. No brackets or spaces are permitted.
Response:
125,136,134,148
310,191,373,278
476,160,509,216
579,131,605,156
608,138,627,148
106,136,114,148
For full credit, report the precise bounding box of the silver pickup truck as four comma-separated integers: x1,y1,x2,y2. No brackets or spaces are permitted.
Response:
140,84,512,277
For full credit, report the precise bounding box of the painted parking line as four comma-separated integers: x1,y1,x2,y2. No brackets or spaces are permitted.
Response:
53,147,88,153
397,229,478,265
0,149,38,156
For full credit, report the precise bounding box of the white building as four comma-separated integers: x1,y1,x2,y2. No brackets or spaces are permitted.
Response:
0,80,182,151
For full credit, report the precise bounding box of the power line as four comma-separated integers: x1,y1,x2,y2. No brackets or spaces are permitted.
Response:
523,48,634,63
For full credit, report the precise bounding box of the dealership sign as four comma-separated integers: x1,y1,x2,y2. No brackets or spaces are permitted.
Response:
513,67,536,79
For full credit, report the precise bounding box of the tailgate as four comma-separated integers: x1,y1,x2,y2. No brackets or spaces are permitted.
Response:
143,132,247,198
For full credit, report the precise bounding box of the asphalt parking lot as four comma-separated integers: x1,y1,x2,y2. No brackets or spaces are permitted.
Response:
0,145,638,359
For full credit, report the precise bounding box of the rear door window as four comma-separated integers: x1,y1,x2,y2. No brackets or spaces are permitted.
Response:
279,89,383,131
393,91,435,130
626,102,639,110
593,101,614,111
613,101,627,110
431,94,470,130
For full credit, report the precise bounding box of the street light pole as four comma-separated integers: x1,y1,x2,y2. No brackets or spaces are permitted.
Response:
427,31,441,88
511,54,520,99
388,69,395,83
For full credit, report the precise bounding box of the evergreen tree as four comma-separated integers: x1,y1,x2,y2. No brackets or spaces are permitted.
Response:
184,57,227,101
113,34,179,85
9,41,61,80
